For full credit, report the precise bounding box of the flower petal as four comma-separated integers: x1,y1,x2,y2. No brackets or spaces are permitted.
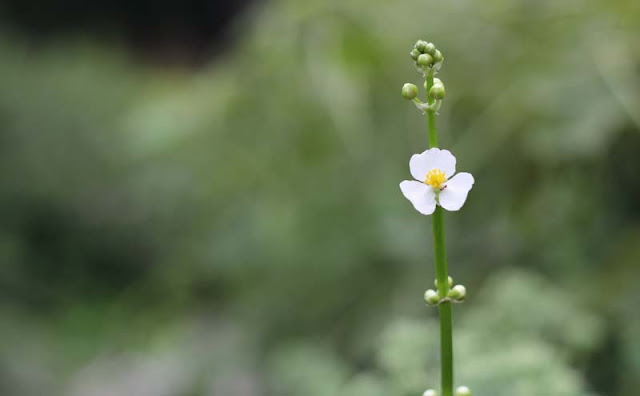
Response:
409,148,456,181
438,172,474,211
400,180,437,215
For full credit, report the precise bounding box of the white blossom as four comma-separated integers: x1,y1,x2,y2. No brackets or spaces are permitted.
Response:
400,148,474,215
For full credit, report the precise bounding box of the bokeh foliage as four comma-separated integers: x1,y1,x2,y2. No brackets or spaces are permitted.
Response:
0,0,639,395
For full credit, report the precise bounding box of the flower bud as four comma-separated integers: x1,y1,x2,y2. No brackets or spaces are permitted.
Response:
401,83,419,100
455,386,471,396
424,289,439,305
424,43,436,55
429,84,445,100
434,276,453,288
423,389,437,396
415,40,428,52
448,285,466,301
432,49,444,63
417,54,433,67
425,78,443,91
410,49,421,60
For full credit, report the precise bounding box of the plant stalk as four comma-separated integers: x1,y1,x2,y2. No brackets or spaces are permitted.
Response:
426,69,454,396
425,71,439,148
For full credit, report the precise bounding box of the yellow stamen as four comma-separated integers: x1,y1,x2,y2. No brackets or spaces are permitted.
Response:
425,168,446,189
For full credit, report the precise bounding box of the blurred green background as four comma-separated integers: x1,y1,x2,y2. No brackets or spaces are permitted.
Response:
0,0,639,395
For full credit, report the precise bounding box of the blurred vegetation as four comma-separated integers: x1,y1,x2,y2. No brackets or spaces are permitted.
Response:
0,0,639,395
268,270,604,396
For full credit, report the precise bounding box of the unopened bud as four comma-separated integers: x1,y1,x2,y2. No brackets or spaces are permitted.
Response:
402,83,419,100
424,289,440,305
455,386,471,396
429,84,445,100
417,54,433,67
415,40,428,52
424,43,436,55
434,276,453,288
410,49,421,60
432,49,444,63
423,389,437,396
449,285,466,301
425,78,444,91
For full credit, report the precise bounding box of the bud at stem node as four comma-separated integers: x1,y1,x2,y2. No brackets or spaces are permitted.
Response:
401,83,419,100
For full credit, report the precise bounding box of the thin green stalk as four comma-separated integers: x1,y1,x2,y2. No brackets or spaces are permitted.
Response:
433,207,453,396
425,70,439,148
426,69,454,396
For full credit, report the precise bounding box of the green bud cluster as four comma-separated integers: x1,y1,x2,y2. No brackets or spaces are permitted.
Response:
424,276,466,306
401,40,446,112
410,40,444,72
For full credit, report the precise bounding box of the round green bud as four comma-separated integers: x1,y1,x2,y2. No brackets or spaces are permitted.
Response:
423,389,437,396
401,83,419,100
455,386,471,396
424,289,439,305
425,78,444,91
417,53,433,67
424,42,436,55
410,49,421,60
434,276,453,288
429,84,446,100
432,49,444,63
449,285,466,301
415,40,428,52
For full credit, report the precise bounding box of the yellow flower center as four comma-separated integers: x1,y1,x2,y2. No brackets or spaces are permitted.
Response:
425,169,446,189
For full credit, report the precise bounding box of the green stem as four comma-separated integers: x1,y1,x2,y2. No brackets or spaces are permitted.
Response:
432,207,453,396
432,208,450,296
426,69,454,396
425,71,439,148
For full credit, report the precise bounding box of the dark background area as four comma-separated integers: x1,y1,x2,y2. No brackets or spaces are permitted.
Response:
1,0,253,65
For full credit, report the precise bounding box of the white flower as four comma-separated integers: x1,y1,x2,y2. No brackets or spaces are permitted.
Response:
399,148,474,215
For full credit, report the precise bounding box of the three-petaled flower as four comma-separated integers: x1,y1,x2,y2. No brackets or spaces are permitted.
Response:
400,148,474,215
